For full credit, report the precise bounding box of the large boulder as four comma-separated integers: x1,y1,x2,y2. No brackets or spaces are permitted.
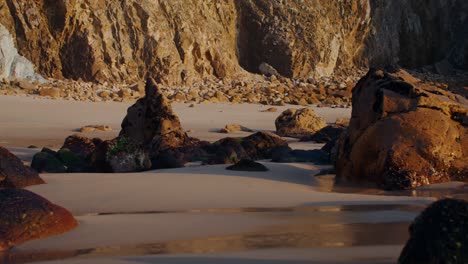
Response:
0,147,44,188
0,189,77,251
275,108,326,138
399,198,468,264
335,69,467,190
300,124,346,143
120,77,191,159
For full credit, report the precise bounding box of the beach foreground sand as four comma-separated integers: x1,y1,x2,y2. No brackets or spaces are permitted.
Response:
1,95,439,264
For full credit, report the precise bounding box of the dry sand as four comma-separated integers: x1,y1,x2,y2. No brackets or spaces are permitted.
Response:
0,95,437,264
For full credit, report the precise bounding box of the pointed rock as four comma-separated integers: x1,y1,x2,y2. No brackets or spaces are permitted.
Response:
120,77,190,158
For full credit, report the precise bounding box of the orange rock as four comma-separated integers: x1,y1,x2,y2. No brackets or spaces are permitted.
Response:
0,189,77,251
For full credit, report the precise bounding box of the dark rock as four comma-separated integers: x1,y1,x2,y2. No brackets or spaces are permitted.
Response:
226,159,269,172
31,151,67,174
57,148,89,173
62,134,97,160
205,137,249,165
120,77,191,159
151,152,184,170
300,124,346,143
94,137,151,173
335,69,468,190
399,198,468,264
241,132,288,160
0,189,77,251
271,148,329,164
0,147,44,188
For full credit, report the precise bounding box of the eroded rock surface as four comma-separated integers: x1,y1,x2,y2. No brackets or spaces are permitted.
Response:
275,108,326,138
0,0,465,84
399,198,468,264
0,146,44,188
120,77,191,160
335,69,467,190
0,189,77,251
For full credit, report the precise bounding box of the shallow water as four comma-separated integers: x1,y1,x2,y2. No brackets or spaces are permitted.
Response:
3,204,420,264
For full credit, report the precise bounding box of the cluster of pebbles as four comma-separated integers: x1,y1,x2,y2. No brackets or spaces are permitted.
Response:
0,71,367,107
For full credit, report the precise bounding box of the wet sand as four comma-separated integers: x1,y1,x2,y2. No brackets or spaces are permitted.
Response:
0,95,458,264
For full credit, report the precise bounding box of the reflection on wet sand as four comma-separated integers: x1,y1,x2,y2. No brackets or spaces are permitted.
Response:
3,211,411,264
315,174,468,201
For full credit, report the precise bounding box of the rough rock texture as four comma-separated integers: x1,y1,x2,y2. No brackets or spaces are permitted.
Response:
300,124,346,143
0,146,44,188
0,24,43,81
120,77,191,158
275,108,327,138
0,0,465,84
399,198,468,264
0,189,77,251
335,69,468,190
94,137,151,173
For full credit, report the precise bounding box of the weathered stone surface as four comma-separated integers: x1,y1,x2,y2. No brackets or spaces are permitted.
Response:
61,134,97,160
226,159,269,172
335,69,468,190
31,150,67,174
241,132,288,160
300,124,346,143
275,108,327,138
0,1,465,84
0,146,44,188
120,78,191,159
94,137,151,173
0,189,77,251
0,23,43,82
399,198,468,264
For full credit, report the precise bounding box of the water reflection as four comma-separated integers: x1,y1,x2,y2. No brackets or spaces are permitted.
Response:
3,219,410,263
315,174,468,201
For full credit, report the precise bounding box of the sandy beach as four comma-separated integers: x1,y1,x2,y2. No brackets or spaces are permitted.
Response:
1,95,439,264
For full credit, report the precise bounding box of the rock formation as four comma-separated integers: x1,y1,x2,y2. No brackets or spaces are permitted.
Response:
0,146,44,188
275,108,327,138
0,24,44,82
0,189,77,251
0,0,465,84
120,77,191,160
335,69,467,190
399,198,468,264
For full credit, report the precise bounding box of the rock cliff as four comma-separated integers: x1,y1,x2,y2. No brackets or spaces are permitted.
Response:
0,0,466,84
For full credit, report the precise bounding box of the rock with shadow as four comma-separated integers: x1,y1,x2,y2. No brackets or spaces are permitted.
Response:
94,136,151,173
335,69,468,190
0,189,77,251
399,198,468,264
0,146,44,188
275,108,326,138
204,132,288,165
271,147,329,164
226,159,269,172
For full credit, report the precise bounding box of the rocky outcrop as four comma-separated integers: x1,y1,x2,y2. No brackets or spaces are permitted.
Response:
0,146,44,188
0,0,465,85
0,189,77,251
399,198,468,264
120,77,191,159
275,108,326,138
94,137,151,173
0,24,43,81
335,69,467,190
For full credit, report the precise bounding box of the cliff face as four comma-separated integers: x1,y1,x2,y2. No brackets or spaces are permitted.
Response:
0,0,466,84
